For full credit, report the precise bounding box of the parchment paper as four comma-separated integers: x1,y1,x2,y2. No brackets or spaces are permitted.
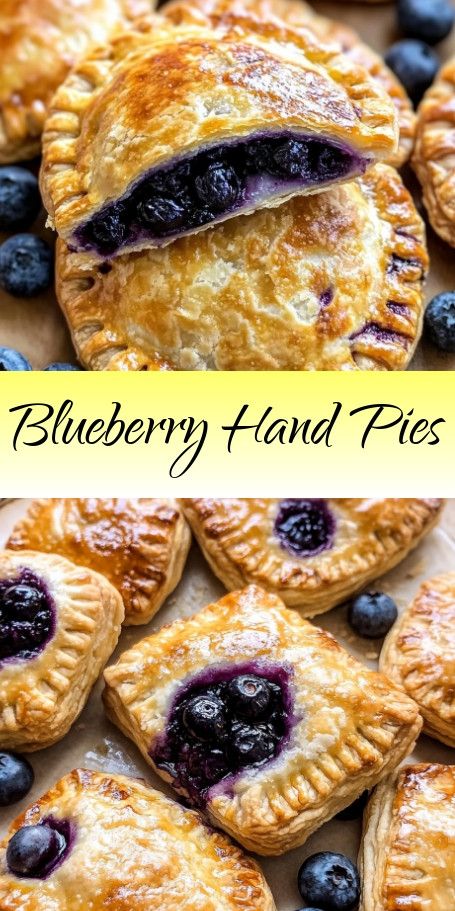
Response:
0,2,454,369
0,498,454,909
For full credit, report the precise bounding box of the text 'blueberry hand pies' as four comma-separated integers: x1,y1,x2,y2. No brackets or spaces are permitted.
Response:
6,498,191,626
0,549,124,751
0,768,275,910
55,164,428,370
360,764,455,911
40,12,398,261
179,499,443,615
103,585,421,856
380,572,455,748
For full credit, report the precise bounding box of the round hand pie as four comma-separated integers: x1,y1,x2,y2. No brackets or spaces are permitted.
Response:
179,499,443,615
0,768,275,910
0,0,151,165
55,164,428,371
40,13,398,261
380,572,455,747
0,549,124,751
104,585,421,856
6,498,191,626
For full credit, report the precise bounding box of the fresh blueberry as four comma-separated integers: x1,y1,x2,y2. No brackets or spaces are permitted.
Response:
194,163,241,212
138,195,185,232
227,674,273,720
182,694,227,741
0,234,53,297
298,852,360,911
424,291,455,352
336,791,369,821
6,824,65,878
348,592,398,639
0,167,41,232
275,499,335,557
43,363,81,371
90,208,127,252
385,40,440,105
0,752,34,806
397,0,454,46
230,722,276,766
0,347,31,370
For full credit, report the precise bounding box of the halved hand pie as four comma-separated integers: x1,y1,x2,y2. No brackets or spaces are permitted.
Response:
179,499,443,615
103,585,421,855
6,498,191,626
55,164,427,370
40,13,398,260
0,768,275,910
0,549,124,751
380,572,455,747
360,763,455,911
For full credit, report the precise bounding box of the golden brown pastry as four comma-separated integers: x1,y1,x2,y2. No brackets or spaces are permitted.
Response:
413,55,455,247
6,498,191,626
380,572,455,747
0,768,275,910
40,12,398,261
179,499,443,615
104,585,422,856
360,763,455,911
0,0,151,165
55,164,428,371
0,549,124,751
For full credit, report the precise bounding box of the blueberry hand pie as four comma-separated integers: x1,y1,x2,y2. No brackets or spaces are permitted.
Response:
55,164,427,370
380,572,455,748
104,585,421,855
360,763,455,911
0,550,124,751
40,12,398,260
179,499,443,615
7,498,191,626
0,768,275,910
0,0,151,165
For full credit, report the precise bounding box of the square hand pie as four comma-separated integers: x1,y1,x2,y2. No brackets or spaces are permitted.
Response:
179,499,443,615
0,0,151,165
0,768,275,911
40,12,398,261
360,764,455,911
56,164,428,371
380,572,455,747
6,498,191,626
0,549,124,751
104,585,421,855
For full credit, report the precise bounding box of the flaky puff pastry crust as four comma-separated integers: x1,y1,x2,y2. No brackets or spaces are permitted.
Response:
6,498,191,626
0,768,275,911
359,764,455,911
0,550,124,751
179,499,443,615
0,0,151,165
380,572,455,748
40,12,398,257
104,585,422,856
55,164,428,371
413,55,455,247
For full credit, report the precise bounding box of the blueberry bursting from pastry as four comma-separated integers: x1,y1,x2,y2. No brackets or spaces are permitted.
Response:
6,817,74,880
0,570,55,665
274,498,336,557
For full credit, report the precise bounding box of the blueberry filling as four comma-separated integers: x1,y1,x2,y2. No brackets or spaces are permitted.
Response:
75,133,366,256
6,817,74,879
151,663,293,807
275,498,336,557
0,570,55,665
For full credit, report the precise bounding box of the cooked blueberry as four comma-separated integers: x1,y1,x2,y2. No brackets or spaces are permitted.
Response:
0,347,31,370
348,592,398,639
0,575,53,662
138,195,185,232
0,167,41,232
310,145,347,180
385,40,439,105
6,824,65,878
0,234,53,298
182,694,227,741
263,139,308,178
194,163,241,213
424,291,455,352
336,791,369,821
275,498,335,557
43,363,81,371
90,209,127,251
227,675,273,720
3,584,46,620
397,0,454,46
298,852,360,911
0,752,34,806
230,723,276,766
186,745,229,783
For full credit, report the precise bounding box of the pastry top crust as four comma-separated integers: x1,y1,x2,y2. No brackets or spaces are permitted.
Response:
6,498,191,626
412,55,455,248
40,12,398,251
55,163,428,371
0,768,275,911
179,499,442,612
104,585,421,854
0,0,151,164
